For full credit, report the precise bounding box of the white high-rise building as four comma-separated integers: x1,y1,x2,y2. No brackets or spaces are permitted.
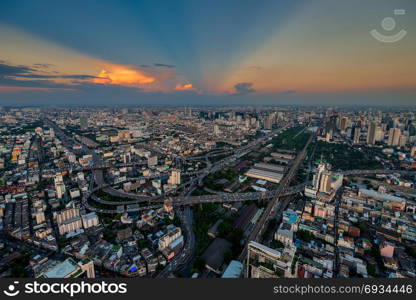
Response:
168,169,181,185
81,212,99,229
353,127,361,144
313,162,327,191
55,208,82,235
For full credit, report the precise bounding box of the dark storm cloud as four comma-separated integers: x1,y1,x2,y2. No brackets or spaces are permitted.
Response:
16,74,98,80
0,62,97,88
153,63,175,68
0,77,74,89
0,63,36,76
232,82,256,95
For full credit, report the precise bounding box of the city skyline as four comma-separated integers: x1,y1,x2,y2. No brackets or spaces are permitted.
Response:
1,0,415,106
1,106,416,280
2,0,416,291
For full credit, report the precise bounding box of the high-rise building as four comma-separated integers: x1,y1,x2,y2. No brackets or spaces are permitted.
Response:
168,169,181,185
80,115,88,130
366,122,377,145
35,135,45,162
340,117,348,132
411,145,416,158
313,162,327,191
264,114,274,130
81,212,99,229
387,128,401,146
375,126,384,142
54,208,82,235
399,134,408,147
306,161,343,198
319,173,332,194
353,127,361,144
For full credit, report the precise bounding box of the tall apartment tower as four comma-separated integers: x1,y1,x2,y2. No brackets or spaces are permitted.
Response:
168,169,181,185
340,117,348,132
319,173,332,194
411,145,416,158
313,162,327,191
353,127,361,144
366,122,377,145
387,128,401,146
80,115,88,130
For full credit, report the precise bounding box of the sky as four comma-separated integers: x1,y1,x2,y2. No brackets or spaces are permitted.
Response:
0,0,415,106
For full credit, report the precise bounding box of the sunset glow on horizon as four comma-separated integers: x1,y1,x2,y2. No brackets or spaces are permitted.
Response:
0,0,415,105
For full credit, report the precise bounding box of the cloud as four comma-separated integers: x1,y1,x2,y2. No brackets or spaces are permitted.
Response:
174,83,194,91
12,73,97,80
93,67,155,86
154,63,175,68
231,82,256,95
0,60,184,94
0,61,96,89
0,63,36,77
33,63,55,69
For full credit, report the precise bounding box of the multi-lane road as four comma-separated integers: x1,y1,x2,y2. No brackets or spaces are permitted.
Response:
238,133,314,262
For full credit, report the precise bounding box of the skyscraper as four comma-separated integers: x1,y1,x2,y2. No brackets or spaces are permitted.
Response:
387,128,401,146
353,127,361,144
319,173,332,194
264,115,273,130
366,122,377,145
340,117,348,132
168,169,181,185
313,162,327,191
80,115,88,130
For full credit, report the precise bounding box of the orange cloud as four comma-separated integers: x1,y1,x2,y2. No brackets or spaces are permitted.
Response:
174,83,193,91
93,67,155,86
